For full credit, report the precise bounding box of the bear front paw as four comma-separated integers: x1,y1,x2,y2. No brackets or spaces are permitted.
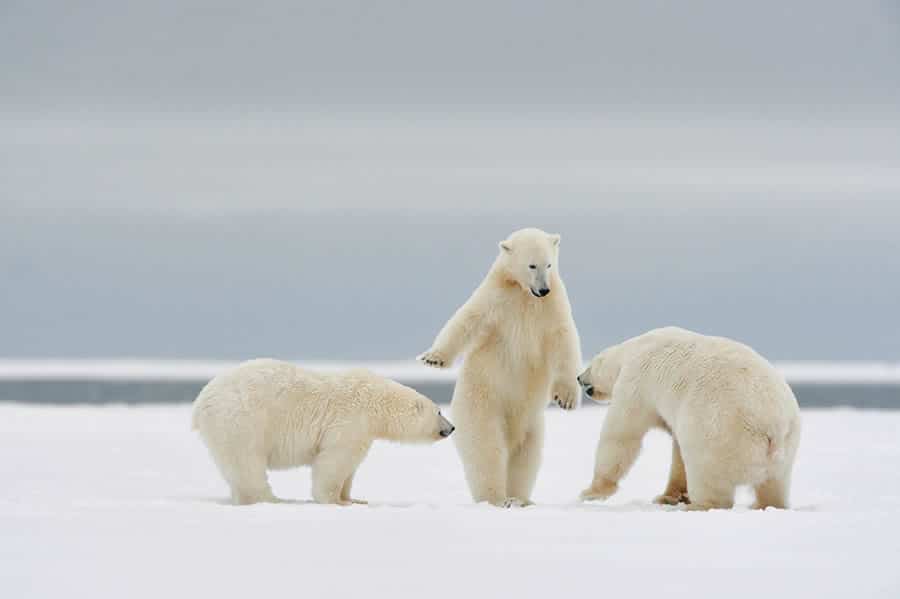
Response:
502,497,534,508
417,349,450,369
552,381,580,410
340,497,369,505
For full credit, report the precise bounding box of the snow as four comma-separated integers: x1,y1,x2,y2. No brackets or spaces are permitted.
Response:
2,359,899,384
2,404,899,598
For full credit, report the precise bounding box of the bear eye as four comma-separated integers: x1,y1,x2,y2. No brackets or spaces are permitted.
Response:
547,264,552,269
528,264,536,269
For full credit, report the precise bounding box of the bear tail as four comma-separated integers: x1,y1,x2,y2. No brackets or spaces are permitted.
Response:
765,418,798,463
765,434,783,461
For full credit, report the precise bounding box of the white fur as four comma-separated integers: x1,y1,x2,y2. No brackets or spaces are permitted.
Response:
192,359,452,505
419,228,582,507
578,327,801,510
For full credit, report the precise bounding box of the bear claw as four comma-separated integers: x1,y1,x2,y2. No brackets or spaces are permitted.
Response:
418,351,449,369
552,383,580,410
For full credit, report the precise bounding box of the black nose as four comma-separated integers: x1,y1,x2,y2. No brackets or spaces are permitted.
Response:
537,288,550,297
440,425,455,437
584,386,594,397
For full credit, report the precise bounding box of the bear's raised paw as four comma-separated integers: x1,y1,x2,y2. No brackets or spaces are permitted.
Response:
552,381,580,410
417,350,450,369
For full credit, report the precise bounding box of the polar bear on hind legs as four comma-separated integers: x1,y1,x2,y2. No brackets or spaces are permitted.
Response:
577,327,801,510
419,228,582,507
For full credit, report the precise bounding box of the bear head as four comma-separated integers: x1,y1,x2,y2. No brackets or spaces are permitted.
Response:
497,228,561,299
577,348,622,403
381,381,455,442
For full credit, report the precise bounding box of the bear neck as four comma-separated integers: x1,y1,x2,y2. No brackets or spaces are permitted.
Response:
358,384,413,442
488,261,566,309
368,412,414,442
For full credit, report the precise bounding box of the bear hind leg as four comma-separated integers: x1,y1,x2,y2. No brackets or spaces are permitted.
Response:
753,426,797,510
506,428,542,505
684,465,735,511
753,477,788,510
456,428,510,507
468,456,511,507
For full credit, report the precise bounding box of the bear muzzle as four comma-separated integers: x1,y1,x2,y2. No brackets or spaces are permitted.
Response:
438,414,455,438
577,373,594,398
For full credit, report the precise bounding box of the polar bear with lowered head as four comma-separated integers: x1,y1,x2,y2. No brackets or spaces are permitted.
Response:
578,327,801,510
192,359,454,505
419,228,582,507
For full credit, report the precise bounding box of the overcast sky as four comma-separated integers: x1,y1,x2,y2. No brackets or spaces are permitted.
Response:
1,2,899,361
2,0,900,114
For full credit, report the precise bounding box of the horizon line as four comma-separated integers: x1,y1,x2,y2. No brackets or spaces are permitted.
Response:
0,359,898,385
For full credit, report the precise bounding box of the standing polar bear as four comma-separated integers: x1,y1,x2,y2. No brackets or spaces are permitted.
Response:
578,327,801,510
192,359,454,505
419,228,582,507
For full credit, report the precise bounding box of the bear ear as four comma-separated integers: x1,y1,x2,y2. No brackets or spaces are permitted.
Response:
549,234,561,247
499,241,512,253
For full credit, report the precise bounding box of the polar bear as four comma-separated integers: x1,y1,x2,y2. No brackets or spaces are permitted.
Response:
577,327,801,510
418,228,582,507
192,359,454,505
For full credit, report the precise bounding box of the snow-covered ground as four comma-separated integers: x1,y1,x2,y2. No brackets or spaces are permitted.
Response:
2,404,899,598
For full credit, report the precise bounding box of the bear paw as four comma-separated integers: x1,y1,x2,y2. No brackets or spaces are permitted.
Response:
552,381,580,410
417,349,450,369
579,480,618,502
653,492,690,506
500,497,533,508
340,497,369,505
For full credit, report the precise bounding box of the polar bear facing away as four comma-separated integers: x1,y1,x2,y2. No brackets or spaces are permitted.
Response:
192,359,454,505
578,327,801,510
419,228,582,507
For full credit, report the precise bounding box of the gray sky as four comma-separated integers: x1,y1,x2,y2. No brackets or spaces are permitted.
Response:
3,176,899,361
1,2,899,361
2,1,900,114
